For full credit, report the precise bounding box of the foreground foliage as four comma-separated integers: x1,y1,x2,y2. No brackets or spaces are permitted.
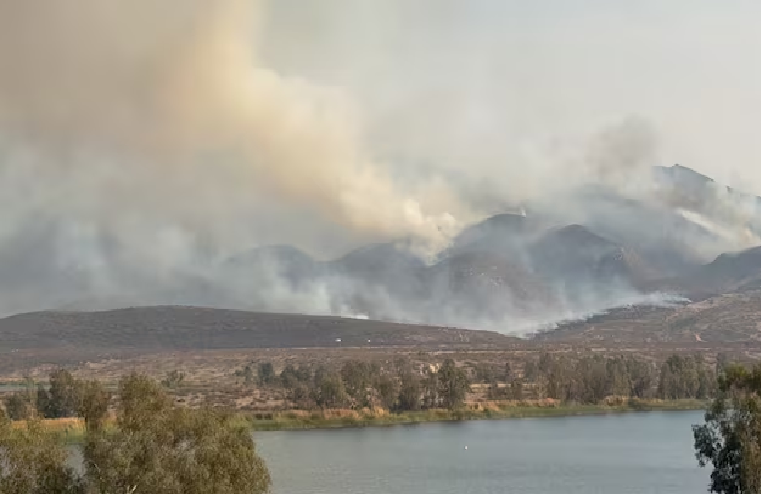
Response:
0,375,271,494
694,364,761,494
0,414,84,494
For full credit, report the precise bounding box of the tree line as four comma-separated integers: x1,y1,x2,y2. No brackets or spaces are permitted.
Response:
4,353,718,421
225,352,719,412
253,358,471,411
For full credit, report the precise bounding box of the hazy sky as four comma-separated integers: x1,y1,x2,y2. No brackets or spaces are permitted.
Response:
0,0,759,259
264,0,761,193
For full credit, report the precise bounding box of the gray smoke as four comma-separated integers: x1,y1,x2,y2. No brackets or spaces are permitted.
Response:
0,1,758,334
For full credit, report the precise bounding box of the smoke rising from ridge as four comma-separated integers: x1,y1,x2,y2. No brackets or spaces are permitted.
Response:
0,0,465,253
0,1,760,333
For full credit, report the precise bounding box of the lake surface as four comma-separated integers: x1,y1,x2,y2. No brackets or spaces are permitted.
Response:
255,411,708,494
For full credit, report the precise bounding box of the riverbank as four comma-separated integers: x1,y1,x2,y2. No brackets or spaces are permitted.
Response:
246,399,707,431
17,399,707,442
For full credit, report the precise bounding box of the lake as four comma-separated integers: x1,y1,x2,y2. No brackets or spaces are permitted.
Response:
256,411,708,494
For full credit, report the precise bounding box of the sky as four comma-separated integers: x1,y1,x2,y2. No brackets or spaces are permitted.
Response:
264,0,761,194
0,0,759,259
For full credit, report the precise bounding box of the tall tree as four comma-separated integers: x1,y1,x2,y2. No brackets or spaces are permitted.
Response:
694,364,761,494
5,392,33,421
437,359,470,410
84,374,271,494
257,362,276,386
341,360,372,409
46,369,81,419
397,372,421,411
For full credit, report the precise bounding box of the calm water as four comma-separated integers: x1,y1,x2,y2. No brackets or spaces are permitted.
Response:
255,411,709,494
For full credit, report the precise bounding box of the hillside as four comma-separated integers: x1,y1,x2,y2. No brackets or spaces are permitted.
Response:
0,306,520,355
536,290,761,344
665,246,761,299
1,164,761,336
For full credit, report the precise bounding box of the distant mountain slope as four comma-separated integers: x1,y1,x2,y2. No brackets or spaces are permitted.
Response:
662,246,761,299
0,306,519,353
530,224,659,288
536,290,761,344
224,244,317,286
445,213,534,258
325,242,425,295
5,163,761,337
423,251,556,326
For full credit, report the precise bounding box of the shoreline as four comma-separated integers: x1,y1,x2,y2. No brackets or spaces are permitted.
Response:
246,399,707,432
24,399,707,444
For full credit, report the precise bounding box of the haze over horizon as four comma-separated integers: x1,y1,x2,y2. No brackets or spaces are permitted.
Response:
0,1,759,330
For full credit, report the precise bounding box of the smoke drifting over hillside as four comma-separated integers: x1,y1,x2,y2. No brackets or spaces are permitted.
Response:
0,1,759,332
0,0,465,253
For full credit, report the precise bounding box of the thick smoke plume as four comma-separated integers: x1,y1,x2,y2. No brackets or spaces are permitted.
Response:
0,0,462,252
0,1,760,334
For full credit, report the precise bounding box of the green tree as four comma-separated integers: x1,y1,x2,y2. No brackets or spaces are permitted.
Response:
576,356,608,404
438,359,470,410
84,374,271,494
693,364,761,494
5,392,33,420
474,364,495,384
504,362,512,381
46,369,81,418
312,369,348,409
627,357,655,399
397,372,421,411
0,415,84,494
236,364,254,385
36,386,51,418
606,357,633,398
341,360,372,408
280,364,300,390
658,354,712,400
375,374,399,410
257,362,276,386
508,377,524,401
78,379,111,433
524,360,538,382
162,370,185,389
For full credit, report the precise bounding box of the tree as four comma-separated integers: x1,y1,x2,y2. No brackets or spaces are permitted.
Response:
257,362,276,386
341,360,372,409
397,372,421,411
36,386,51,417
46,369,81,418
658,354,713,400
474,364,494,384
504,362,512,381
627,357,656,399
0,415,84,494
162,370,185,389
5,392,33,420
84,373,271,494
576,356,608,404
312,371,348,410
508,378,524,401
78,379,111,433
438,359,470,410
375,374,398,410
421,367,439,409
235,364,254,385
693,363,761,493
280,364,300,390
